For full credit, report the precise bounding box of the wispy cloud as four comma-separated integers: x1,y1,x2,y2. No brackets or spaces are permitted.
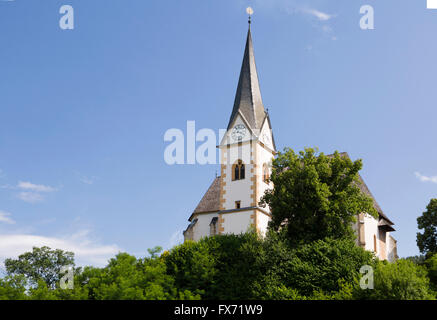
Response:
302,8,334,21
17,192,45,203
254,0,337,42
79,175,97,185
0,230,121,267
3,181,59,203
0,211,15,225
415,172,437,184
18,181,56,193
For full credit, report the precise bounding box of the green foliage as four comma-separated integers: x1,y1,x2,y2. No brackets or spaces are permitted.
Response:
279,238,375,297
164,232,263,299
310,280,356,300
4,246,75,289
417,199,437,257
262,148,377,246
164,240,216,298
1,239,437,300
165,232,374,300
357,259,436,300
82,252,197,300
29,280,60,300
425,253,437,291
0,275,28,300
405,255,427,266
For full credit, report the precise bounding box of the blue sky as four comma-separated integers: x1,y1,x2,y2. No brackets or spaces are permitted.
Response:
0,0,436,266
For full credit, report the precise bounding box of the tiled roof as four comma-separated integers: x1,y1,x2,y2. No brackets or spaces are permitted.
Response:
331,152,394,225
190,177,221,219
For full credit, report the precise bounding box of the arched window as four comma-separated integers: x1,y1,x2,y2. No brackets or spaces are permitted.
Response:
263,163,270,183
232,160,245,181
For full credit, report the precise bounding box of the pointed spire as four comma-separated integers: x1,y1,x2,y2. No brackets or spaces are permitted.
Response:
227,24,266,131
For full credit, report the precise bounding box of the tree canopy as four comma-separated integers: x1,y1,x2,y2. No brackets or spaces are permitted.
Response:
4,246,75,289
261,148,377,246
417,199,437,257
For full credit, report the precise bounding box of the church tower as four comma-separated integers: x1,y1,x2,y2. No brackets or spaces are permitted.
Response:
184,22,276,241
217,24,276,236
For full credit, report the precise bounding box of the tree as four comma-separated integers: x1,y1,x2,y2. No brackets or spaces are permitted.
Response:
164,232,265,300
357,259,436,300
278,238,375,297
417,199,437,257
425,253,437,292
4,246,75,289
83,251,197,300
0,275,28,300
261,148,377,246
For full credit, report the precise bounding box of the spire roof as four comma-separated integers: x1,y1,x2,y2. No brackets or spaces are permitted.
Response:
227,27,266,131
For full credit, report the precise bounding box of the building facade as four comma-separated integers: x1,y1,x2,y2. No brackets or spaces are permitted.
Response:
183,25,398,262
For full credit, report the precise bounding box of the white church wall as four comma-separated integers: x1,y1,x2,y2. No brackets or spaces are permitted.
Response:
222,210,254,235
224,178,253,209
259,120,274,151
192,212,219,241
222,142,254,210
363,214,379,255
256,142,274,210
257,211,271,236
387,234,397,262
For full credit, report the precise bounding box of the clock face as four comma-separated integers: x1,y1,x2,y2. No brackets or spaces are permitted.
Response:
231,124,247,141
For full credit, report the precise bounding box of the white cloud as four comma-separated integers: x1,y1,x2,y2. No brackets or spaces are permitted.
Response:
0,211,15,225
415,172,437,184
18,181,56,193
0,230,120,267
17,192,45,203
10,181,58,203
253,0,337,42
302,8,334,21
79,175,96,185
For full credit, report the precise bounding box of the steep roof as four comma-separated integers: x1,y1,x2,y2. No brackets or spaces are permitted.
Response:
227,27,266,131
189,177,221,220
334,152,395,226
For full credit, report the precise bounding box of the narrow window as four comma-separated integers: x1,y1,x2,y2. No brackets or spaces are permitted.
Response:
263,163,270,183
232,160,245,181
209,217,218,236
234,164,240,180
235,201,241,209
374,235,377,253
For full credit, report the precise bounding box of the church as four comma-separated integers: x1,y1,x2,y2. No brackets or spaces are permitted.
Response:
183,20,398,262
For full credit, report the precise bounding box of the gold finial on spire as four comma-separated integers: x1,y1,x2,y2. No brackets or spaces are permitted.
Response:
246,7,254,25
